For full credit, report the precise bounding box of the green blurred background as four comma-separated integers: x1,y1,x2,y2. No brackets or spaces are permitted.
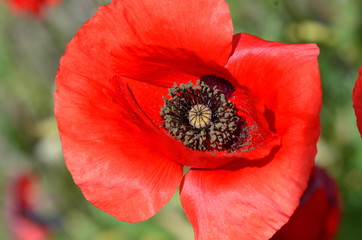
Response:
0,0,361,239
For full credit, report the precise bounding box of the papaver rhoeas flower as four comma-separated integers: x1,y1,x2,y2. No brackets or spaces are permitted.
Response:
54,0,321,239
5,172,51,240
2,0,59,17
353,67,362,137
271,167,340,240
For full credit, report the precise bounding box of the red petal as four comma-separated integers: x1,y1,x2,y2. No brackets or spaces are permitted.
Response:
55,75,183,222
64,0,233,88
110,0,233,84
353,67,362,137
271,167,341,240
180,34,321,240
227,32,321,201
180,165,302,240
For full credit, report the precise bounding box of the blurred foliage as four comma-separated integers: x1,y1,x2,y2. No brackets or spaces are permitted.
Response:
0,0,361,239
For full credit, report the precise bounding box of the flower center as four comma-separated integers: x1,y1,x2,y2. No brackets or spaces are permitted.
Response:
160,78,245,152
188,104,212,129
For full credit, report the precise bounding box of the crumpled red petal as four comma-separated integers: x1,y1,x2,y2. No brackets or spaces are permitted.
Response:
226,33,321,162
180,33,321,240
352,67,362,137
55,75,184,222
226,33,321,182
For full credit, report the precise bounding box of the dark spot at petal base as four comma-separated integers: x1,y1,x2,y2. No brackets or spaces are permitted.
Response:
201,75,235,98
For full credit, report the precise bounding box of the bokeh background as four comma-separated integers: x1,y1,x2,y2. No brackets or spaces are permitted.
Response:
0,0,361,239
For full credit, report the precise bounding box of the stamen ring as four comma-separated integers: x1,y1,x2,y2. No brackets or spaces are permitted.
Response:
160,79,245,152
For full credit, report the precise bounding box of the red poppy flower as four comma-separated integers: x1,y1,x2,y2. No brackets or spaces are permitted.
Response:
271,167,341,240
5,172,51,240
2,0,59,17
353,67,362,137
54,0,321,239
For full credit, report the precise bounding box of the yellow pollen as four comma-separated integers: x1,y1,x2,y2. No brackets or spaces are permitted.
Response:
188,104,212,129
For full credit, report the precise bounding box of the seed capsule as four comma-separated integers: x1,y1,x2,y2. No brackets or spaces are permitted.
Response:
188,104,212,129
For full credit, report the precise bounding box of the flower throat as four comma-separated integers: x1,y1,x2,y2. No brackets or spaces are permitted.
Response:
160,76,245,152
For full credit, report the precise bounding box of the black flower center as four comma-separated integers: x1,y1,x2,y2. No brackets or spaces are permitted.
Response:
160,77,246,152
